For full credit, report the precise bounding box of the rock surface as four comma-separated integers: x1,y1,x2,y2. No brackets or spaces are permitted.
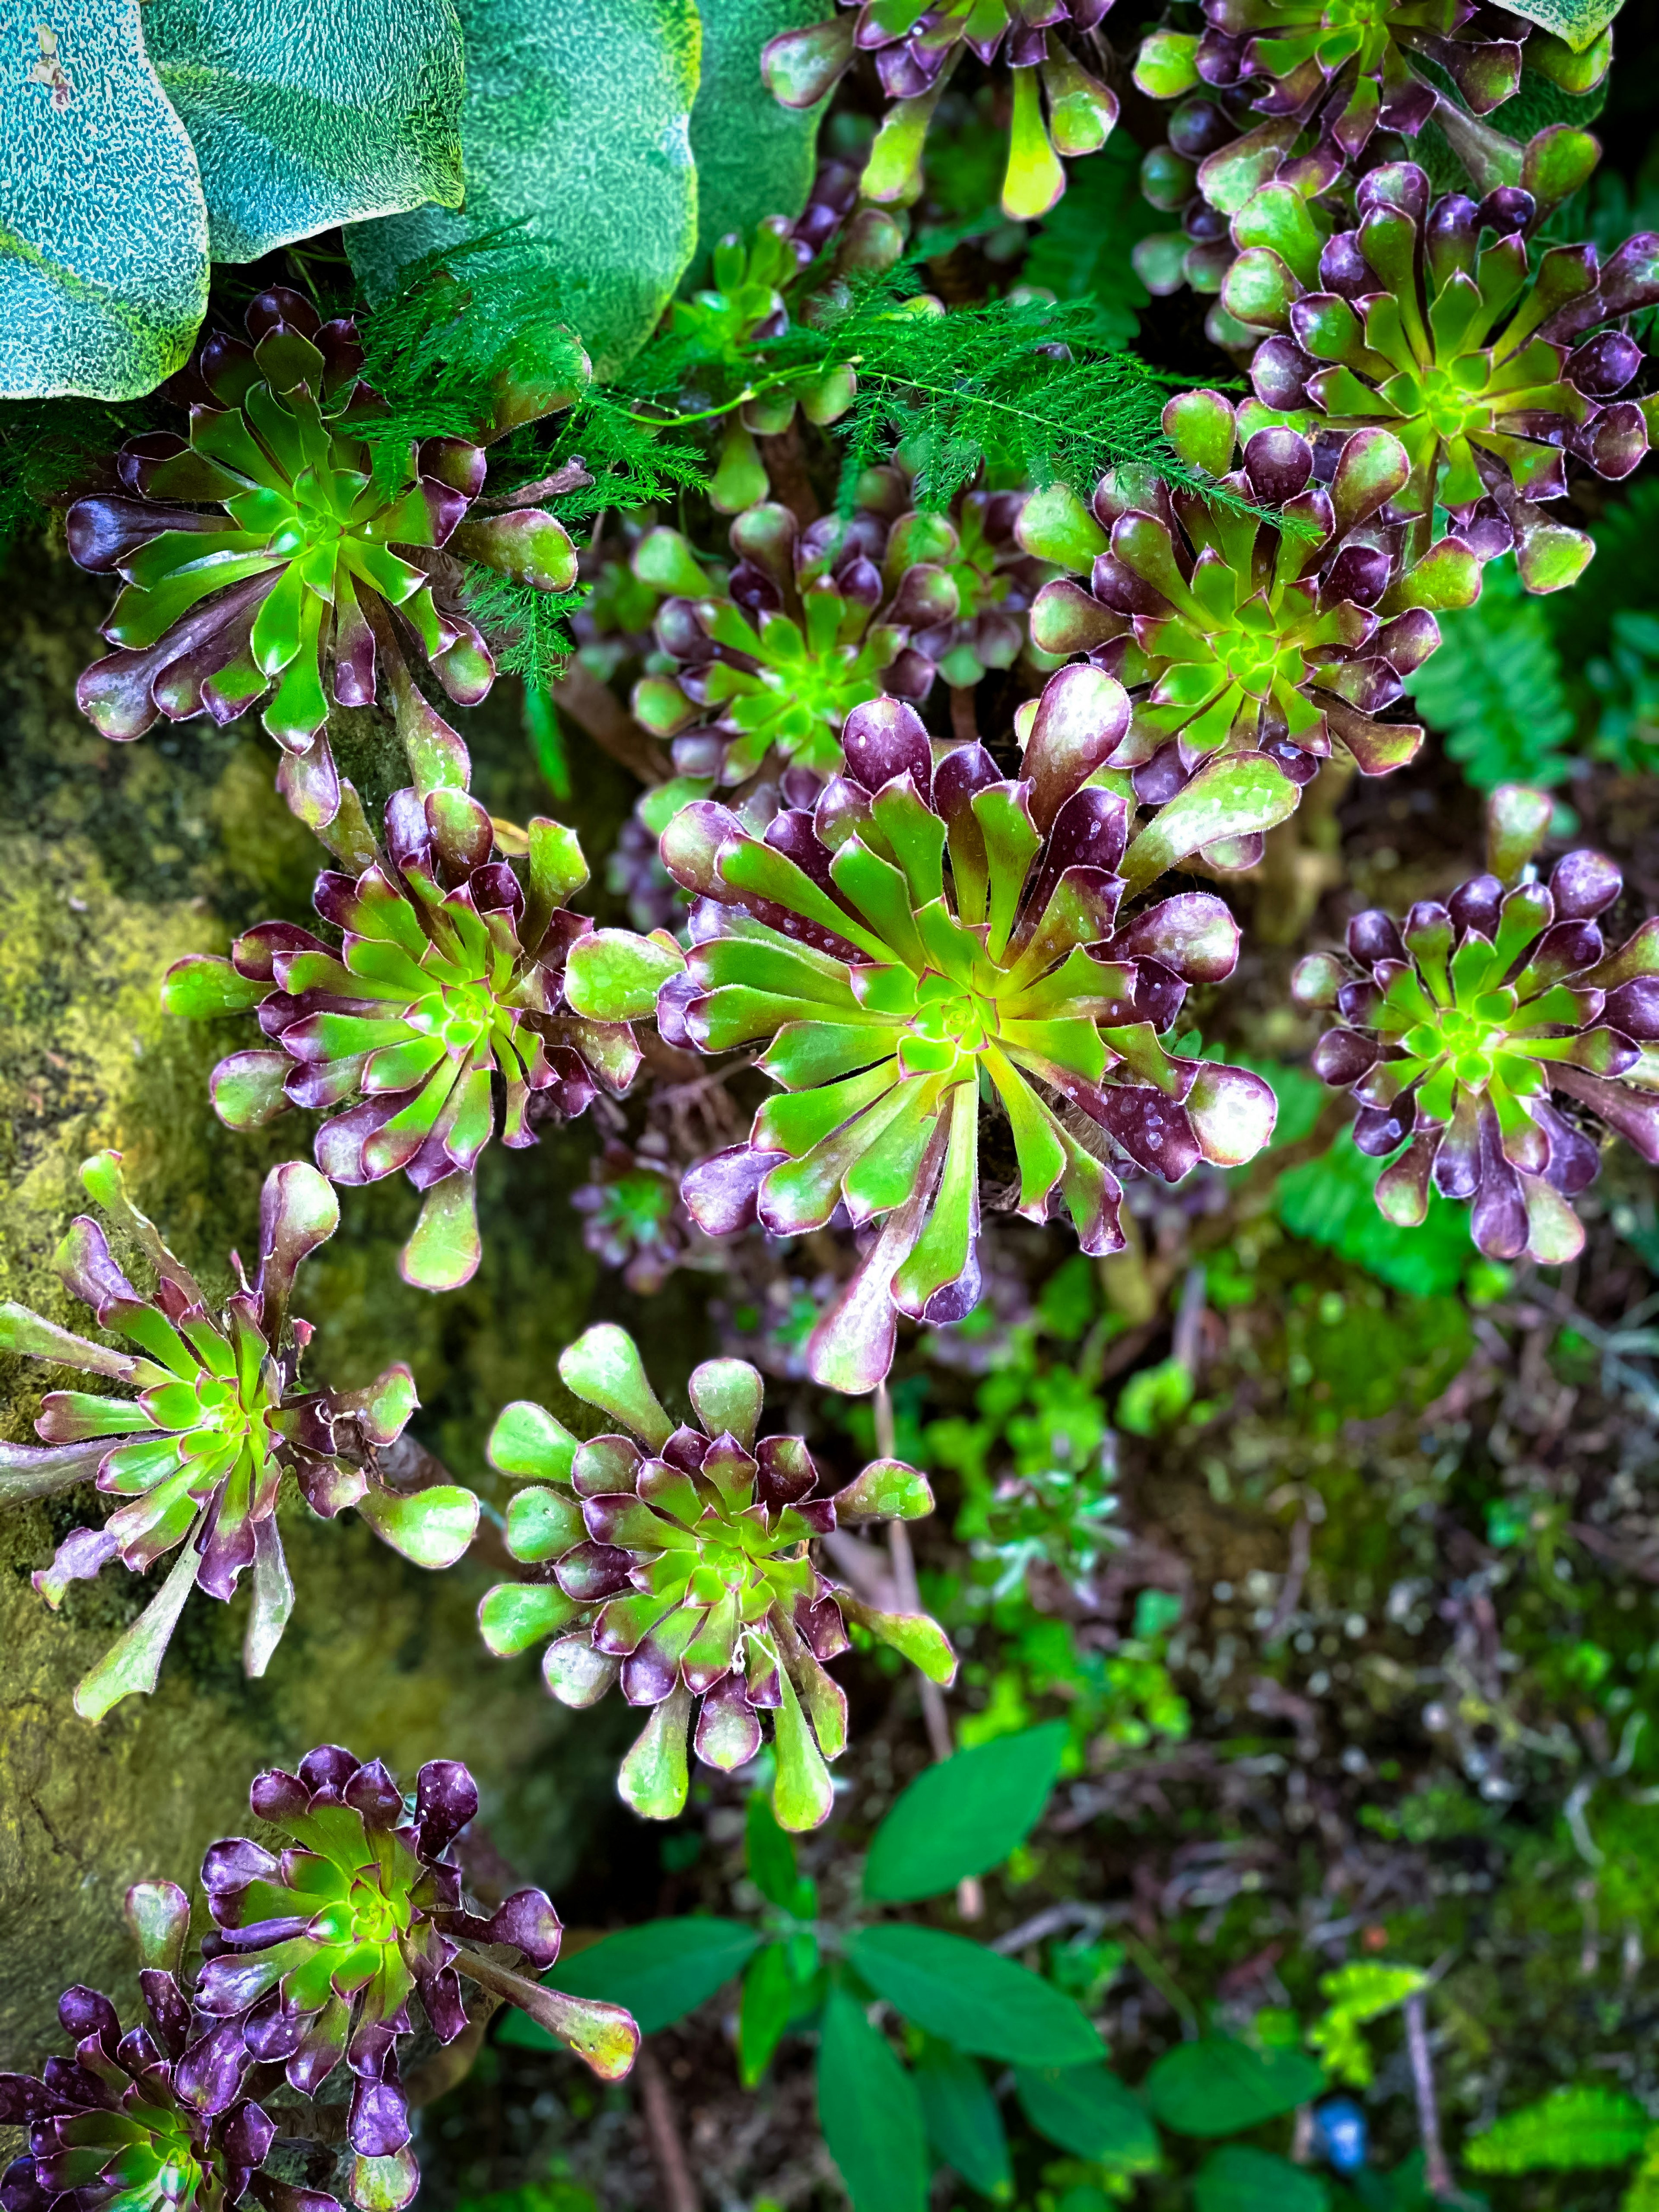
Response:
0,548,658,2068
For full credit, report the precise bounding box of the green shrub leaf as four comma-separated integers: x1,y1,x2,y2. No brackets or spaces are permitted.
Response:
346,0,700,381
1195,2147,1329,2212
914,2039,1013,2200
817,1986,929,2212
1274,1128,1473,1297
504,1918,760,2039
846,1925,1103,2066
144,0,465,262
1015,2063,1161,2169
863,1722,1068,1901
1144,2038,1325,2137
0,0,209,400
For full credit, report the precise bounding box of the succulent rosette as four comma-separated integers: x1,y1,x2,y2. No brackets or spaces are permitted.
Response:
571,1138,718,1294
163,787,637,1293
0,1154,469,1723
1026,388,1472,792
1294,785,1659,1264
763,0,1118,221
564,671,1294,1389
67,286,586,832
194,1746,638,2212
855,469,1053,692
0,1883,333,2212
1237,164,1659,589
477,1325,955,1829
627,501,944,795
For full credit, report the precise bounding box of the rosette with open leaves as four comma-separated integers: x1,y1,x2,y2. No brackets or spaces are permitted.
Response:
163,787,634,1292
565,672,1295,1389
0,1882,337,2212
1238,163,1659,590
1026,388,1465,793
194,1746,638,2212
0,1154,471,1722
67,286,586,830
1295,785,1659,1263
478,1325,954,1830
627,501,944,799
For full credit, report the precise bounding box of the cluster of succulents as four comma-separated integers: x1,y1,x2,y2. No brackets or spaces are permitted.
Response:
571,1136,717,1294
67,288,585,832
1297,785,1659,1263
566,674,1292,1388
1024,388,1468,789
162,785,635,1291
763,0,1118,220
0,1755,641,2212
478,1325,953,1827
0,1153,472,1721
195,1743,637,2205
0,1881,330,2212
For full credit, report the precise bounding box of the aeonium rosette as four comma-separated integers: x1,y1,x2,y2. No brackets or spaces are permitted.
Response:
477,1325,954,1830
193,1746,638,2212
763,0,1117,222
1239,163,1659,590
67,286,587,834
0,1153,474,1724
563,671,1296,1389
1295,784,1659,1263
1025,387,1484,795
163,785,639,1292
0,1881,337,2212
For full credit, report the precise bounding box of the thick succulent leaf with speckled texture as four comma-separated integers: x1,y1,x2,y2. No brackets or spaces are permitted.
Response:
346,0,701,381
0,0,209,399
143,0,466,261
1496,0,1623,48
689,0,826,279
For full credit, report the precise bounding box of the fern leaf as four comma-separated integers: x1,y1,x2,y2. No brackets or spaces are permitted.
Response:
1464,2088,1652,2174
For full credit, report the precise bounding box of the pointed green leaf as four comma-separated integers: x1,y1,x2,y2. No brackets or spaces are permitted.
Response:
848,1925,1103,2067
1145,2038,1325,2136
1016,2062,1161,2168
864,1723,1068,1901
1121,756,1299,895
772,1662,834,1831
915,2040,1013,2200
74,1542,201,1722
1195,2147,1329,2212
818,1987,929,2212
538,1917,760,2034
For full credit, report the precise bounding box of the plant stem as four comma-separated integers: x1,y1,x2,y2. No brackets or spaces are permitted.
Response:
875,1380,982,1920
1405,1991,1454,2200
635,2042,701,2212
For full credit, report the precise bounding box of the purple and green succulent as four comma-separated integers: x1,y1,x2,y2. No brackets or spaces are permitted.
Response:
0,1882,333,2212
763,0,1118,221
1147,0,1541,173
478,1324,954,1828
627,501,944,799
571,1138,716,1294
1295,785,1659,1264
163,786,637,1293
563,672,1294,1389
67,286,585,833
194,1745,638,2212
0,1153,471,1722
1025,389,1475,790
1236,164,1659,589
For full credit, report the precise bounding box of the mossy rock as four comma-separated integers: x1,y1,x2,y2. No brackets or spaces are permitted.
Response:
0,550,675,2067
